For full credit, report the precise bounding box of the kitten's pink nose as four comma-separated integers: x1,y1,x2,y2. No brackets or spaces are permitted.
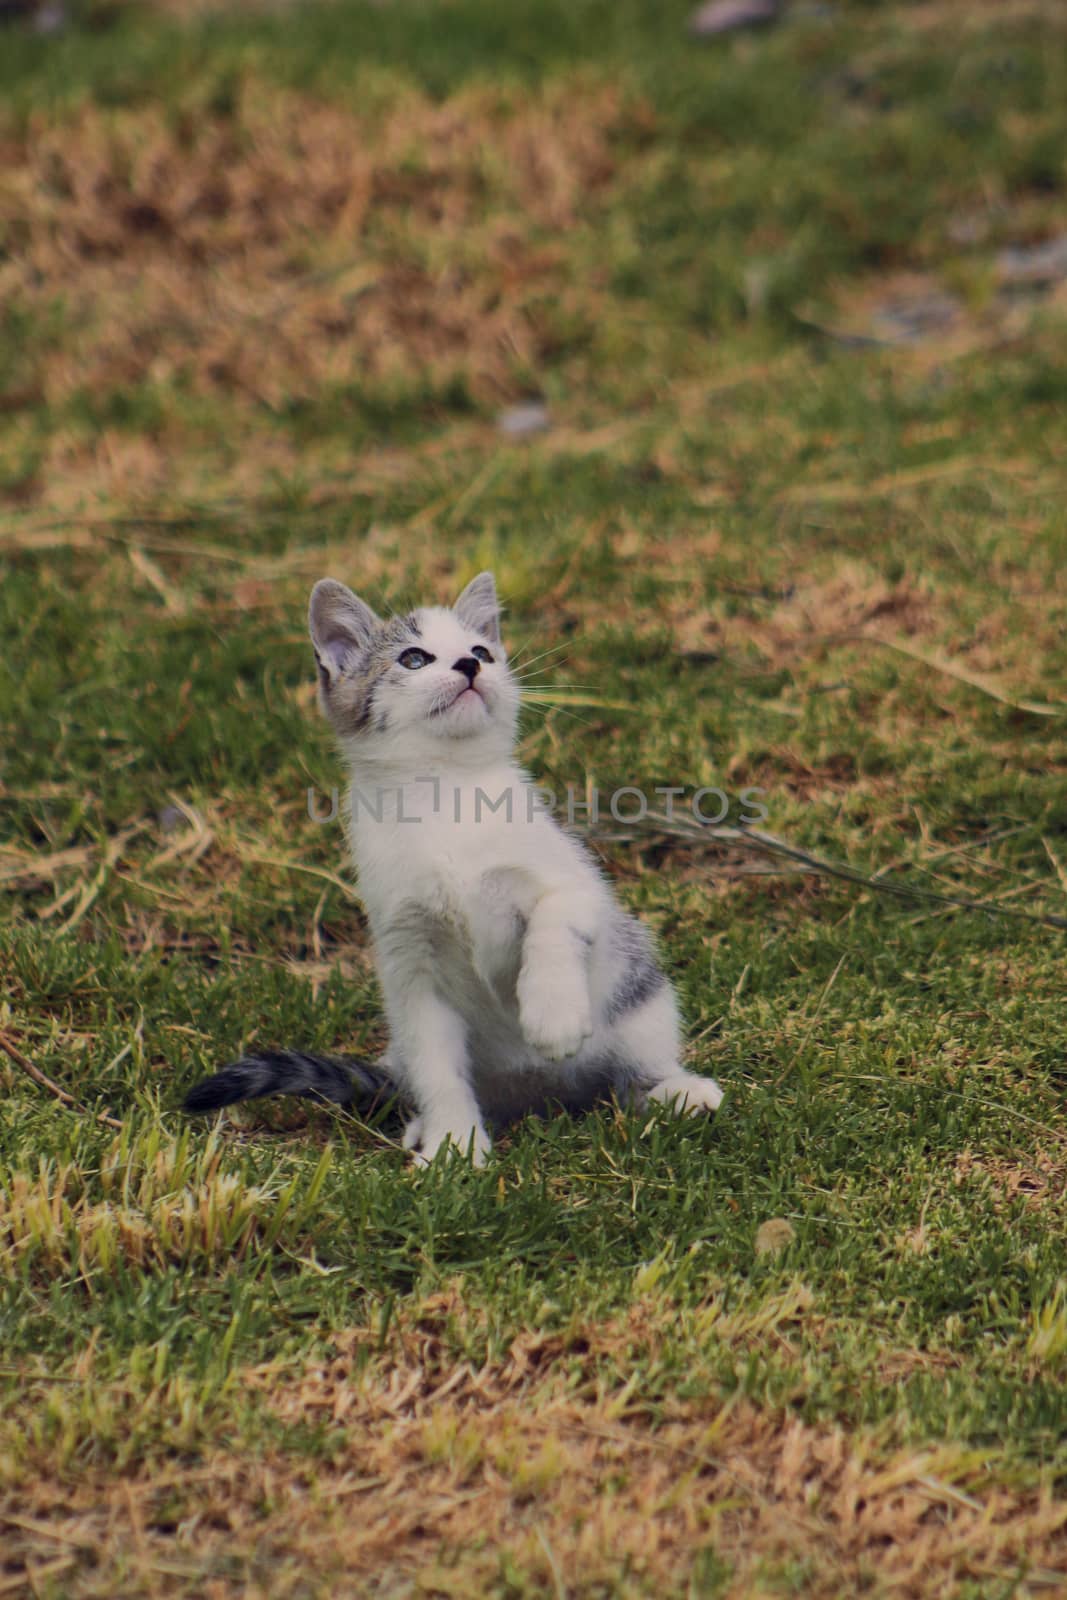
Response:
452,656,480,685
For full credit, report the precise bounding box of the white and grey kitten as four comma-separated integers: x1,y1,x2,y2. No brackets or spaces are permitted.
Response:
185,572,722,1164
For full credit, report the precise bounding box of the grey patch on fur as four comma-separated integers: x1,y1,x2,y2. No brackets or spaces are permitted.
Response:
569,926,594,948
329,640,392,735
347,617,427,732
605,916,666,1022
347,672,382,734
312,601,429,738
475,1059,621,1126
501,909,528,989
379,614,422,649
183,1049,394,1113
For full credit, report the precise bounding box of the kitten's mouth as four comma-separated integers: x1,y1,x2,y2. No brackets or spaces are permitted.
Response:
437,685,486,716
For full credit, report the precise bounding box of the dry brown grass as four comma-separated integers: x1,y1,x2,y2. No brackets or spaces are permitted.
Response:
953,1150,1067,1212
1,77,631,416
904,0,1067,37
3,1286,1065,1598
672,560,936,661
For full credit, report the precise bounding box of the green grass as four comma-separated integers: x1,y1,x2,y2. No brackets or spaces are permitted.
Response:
2,0,1067,1593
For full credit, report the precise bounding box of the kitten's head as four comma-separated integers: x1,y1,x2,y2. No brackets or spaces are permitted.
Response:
308,571,519,765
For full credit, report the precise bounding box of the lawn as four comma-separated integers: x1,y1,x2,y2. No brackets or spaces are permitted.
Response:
1,0,1067,1594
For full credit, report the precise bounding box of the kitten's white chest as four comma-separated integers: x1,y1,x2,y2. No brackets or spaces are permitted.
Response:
348,773,541,965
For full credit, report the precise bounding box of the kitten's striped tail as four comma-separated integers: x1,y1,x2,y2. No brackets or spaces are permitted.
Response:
183,1049,392,1114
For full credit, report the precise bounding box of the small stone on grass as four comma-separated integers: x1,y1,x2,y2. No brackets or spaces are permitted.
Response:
689,0,781,38
497,402,550,438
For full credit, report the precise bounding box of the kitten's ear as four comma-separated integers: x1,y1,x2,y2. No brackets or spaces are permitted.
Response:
454,570,501,644
308,579,379,686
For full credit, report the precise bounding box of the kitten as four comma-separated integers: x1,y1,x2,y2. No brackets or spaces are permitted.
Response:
184,572,723,1164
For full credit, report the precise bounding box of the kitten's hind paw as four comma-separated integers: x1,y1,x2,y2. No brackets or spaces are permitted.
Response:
407,1118,491,1169
645,1073,724,1115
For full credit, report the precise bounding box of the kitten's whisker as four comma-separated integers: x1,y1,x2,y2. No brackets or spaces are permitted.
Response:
520,700,595,729
518,685,595,694
509,643,571,673
512,658,575,673
510,639,569,663
511,661,571,683
512,669,586,686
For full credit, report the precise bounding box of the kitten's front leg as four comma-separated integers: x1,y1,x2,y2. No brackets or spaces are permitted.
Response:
384,977,490,1166
517,890,595,1061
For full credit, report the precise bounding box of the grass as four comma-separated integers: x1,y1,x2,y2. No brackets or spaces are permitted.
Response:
1,0,1067,1593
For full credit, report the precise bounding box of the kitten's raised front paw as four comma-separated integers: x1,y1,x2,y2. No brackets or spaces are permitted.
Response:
408,1118,491,1169
518,974,592,1061
646,1073,724,1116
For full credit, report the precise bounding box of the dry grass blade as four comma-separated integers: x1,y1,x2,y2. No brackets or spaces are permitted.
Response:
0,1031,124,1131
520,690,631,709
605,813,1067,930
775,456,1041,504
913,1474,985,1513
535,1526,569,1600
0,843,95,888
0,1031,80,1109
50,826,148,934
855,633,1067,717
239,851,363,902
0,1556,77,1595
736,824,1067,928
1043,838,1067,895
144,798,213,873
128,546,188,615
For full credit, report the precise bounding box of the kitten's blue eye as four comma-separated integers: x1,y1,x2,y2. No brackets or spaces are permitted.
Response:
398,648,435,670
471,645,494,664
